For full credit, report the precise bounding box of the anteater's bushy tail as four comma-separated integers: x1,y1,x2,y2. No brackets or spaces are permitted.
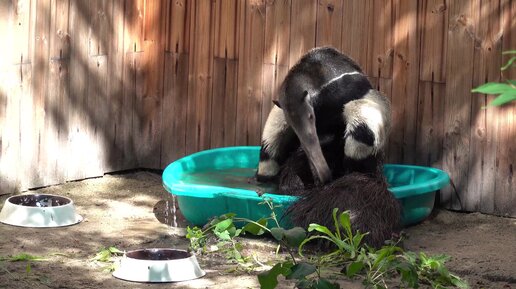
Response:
276,139,401,248
285,172,401,248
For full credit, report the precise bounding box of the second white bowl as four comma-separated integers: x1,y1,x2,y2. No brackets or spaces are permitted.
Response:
0,194,82,228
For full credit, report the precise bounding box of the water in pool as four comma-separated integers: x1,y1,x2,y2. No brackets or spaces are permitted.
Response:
180,168,278,195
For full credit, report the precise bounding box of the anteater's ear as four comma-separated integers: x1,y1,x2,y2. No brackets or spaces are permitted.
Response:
272,100,282,109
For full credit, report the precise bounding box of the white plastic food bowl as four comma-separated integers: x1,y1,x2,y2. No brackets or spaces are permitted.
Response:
0,194,82,228
112,248,205,283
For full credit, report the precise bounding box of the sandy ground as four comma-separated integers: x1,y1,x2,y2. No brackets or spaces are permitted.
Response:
0,171,515,289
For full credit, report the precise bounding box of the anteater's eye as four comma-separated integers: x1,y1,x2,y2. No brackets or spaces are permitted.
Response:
308,114,314,120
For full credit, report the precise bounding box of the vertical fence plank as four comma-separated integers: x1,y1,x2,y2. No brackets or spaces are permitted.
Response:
289,0,316,66
416,81,445,167
106,0,126,171
186,0,213,153
125,0,144,53
16,64,32,191
10,0,32,64
84,55,108,178
467,0,503,213
441,0,476,210
67,0,91,181
263,0,290,132
89,0,110,56
166,0,187,53
236,0,266,146
30,0,52,187
135,0,165,168
495,0,516,216
246,0,266,145
390,0,419,164
223,59,238,146
264,0,291,66
0,64,22,194
0,2,17,193
119,51,138,170
0,1,11,66
15,0,36,190
341,0,371,69
419,0,448,83
45,0,71,185
162,52,189,165
316,0,343,49
161,0,190,165
368,0,394,78
213,0,239,59
211,0,239,148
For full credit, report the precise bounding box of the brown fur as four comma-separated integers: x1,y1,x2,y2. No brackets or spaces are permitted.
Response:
285,172,401,248
276,139,401,248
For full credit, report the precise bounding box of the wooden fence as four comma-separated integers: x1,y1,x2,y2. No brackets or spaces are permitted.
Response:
0,0,515,217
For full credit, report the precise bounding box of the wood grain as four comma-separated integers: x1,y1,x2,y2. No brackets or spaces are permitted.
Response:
289,0,317,67
441,0,476,210
341,0,371,70
419,0,448,83
390,0,419,164
316,0,343,48
416,81,445,168
494,0,516,217
186,0,213,152
468,0,503,213
236,0,266,146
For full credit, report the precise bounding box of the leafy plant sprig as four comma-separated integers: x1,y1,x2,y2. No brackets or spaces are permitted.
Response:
185,202,468,289
90,246,124,272
471,50,516,107
0,253,46,275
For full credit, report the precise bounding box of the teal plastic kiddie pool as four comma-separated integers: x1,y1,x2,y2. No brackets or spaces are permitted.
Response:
162,146,450,227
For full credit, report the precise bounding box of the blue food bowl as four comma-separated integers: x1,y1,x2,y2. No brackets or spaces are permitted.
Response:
162,146,450,227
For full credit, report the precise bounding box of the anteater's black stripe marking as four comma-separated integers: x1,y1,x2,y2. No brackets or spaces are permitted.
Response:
349,123,375,146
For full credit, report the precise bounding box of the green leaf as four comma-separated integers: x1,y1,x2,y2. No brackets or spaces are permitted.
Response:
339,211,351,232
258,262,294,289
283,227,307,247
226,226,239,238
397,264,418,288
352,232,366,248
450,274,469,288
26,262,31,274
502,50,516,55
270,227,285,241
307,224,336,240
501,56,516,70
108,247,123,254
242,218,268,235
332,208,341,239
299,235,336,255
286,262,317,280
7,253,46,262
346,261,364,277
214,230,231,241
214,219,234,232
471,82,514,94
488,91,516,106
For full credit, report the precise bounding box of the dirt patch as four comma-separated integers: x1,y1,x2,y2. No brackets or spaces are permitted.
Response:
0,171,514,289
